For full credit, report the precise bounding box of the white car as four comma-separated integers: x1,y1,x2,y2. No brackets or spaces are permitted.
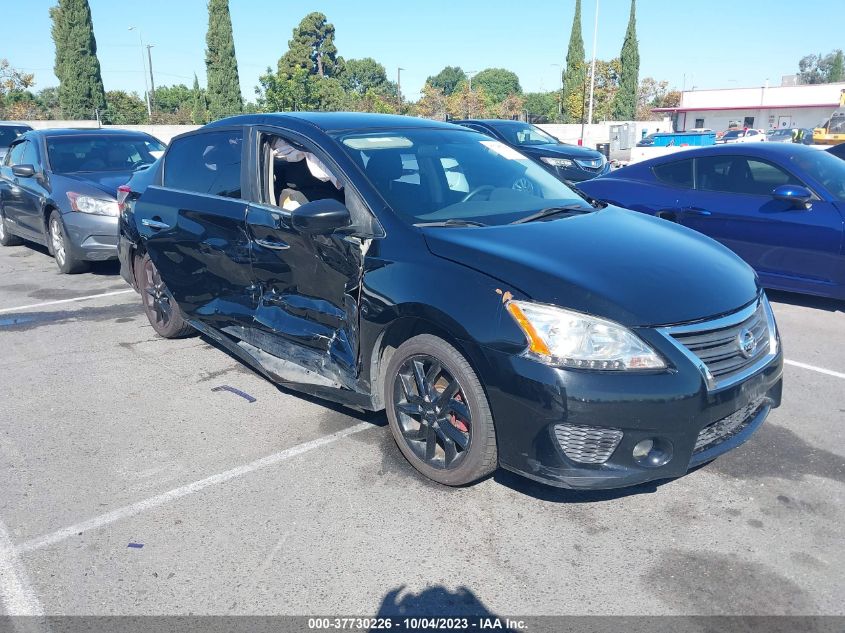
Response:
716,129,766,144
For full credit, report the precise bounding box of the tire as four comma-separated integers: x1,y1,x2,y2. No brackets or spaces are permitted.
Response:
0,207,23,246
48,210,89,274
384,334,498,486
134,253,194,338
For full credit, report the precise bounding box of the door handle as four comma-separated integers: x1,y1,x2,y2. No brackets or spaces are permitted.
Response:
684,207,711,216
254,238,290,251
141,218,170,230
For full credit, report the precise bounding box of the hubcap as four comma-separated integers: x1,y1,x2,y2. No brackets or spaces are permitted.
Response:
393,355,472,470
142,259,173,325
50,218,65,266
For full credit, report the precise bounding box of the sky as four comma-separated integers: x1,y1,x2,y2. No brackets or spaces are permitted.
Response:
3,0,844,102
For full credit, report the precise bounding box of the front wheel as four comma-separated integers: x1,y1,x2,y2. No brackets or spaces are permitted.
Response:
48,210,88,274
134,253,194,338
385,335,498,486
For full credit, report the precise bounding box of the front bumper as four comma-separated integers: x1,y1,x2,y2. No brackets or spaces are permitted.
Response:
62,211,118,261
548,161,611,183
480,340,783,490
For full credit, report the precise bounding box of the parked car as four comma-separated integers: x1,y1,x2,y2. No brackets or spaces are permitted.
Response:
767,128,814,145
118,113,782,490
716,129,766,144
637,133,657,147
827,142,845,160
0,122,33,162
576,144,845,300
0,128,165,273
453,119,610,182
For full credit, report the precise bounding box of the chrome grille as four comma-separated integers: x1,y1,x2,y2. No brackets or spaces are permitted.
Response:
553,424,623,464
695,398,767,453
668,300,773,388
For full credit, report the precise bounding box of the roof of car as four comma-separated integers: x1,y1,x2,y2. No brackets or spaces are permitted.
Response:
0,122,33,127
25,128,156,138
205,112,460,133
453,119,526,127
628,142,823,170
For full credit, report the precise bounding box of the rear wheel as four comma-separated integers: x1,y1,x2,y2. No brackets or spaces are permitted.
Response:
0,208,23,246
385,335,498,486
48,210,88,274
134,253,194,338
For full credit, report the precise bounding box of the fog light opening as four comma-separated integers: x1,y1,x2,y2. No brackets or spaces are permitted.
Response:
632,438,672,468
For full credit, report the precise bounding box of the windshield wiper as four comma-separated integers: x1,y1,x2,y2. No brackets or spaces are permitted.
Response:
510,204,594,224
414,219,487,228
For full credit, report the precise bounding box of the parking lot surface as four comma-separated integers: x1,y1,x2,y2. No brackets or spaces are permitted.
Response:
0,241,843,617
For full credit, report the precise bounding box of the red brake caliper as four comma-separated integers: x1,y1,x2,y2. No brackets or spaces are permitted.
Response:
450,393,469,433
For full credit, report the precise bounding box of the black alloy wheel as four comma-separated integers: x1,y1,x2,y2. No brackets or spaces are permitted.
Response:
135,254,194,338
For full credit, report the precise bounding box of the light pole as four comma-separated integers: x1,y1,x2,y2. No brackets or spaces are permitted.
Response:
551,64,563,117
146,45,157,115
397,67,404,111
466,70,478,118
587,0,599,125
128,26,151,118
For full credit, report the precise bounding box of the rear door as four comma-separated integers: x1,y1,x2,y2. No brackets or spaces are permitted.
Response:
1,140,45,240
681,154,842,286
134,128,256,329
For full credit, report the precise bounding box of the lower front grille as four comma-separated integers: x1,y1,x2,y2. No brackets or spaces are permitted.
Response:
694,398,768,453
553,424,623,464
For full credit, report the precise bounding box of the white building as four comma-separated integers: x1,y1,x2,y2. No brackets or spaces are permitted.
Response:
653,81,845,132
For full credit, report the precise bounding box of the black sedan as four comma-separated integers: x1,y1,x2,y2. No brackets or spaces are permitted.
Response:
453,119,610,182
118,113,782,490
0,122,33,162
0,128,164,273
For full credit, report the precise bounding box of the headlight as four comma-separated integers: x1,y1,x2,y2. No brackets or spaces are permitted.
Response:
540,156,574,168
506,300,666,370
67,192,119,217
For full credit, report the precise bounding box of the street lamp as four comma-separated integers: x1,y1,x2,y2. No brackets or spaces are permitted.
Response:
551,64,563,117
397,67,404,111
146,44,156,114
465,70,478,118
128,26,152,118
587,0,599,125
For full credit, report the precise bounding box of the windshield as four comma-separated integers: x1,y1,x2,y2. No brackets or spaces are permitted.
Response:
46,135,165,173
722,130,744,139
0,126,30,148
491,122,560,147
791,150,845,201
335,128,588,226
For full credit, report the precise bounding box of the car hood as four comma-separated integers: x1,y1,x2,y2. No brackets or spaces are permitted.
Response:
520,143,603,160
422,206,758,327
57,170,134,199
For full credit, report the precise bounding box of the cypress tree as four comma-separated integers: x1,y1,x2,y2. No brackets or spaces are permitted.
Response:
191,74,208,124
205,0,243,120
829,50,845,83
612,0,640,120
562,0,585,123
49,0,107,120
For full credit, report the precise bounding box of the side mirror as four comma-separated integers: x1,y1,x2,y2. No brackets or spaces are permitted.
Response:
772,184,812,210
290,198,351,235
12,164,35,178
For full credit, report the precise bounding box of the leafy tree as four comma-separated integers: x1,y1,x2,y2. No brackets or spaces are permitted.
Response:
426,66,466,96
495,93,526,120
447,83,490,119
278,12,342,79
35,87,62,119
470,68,522,105
192,74,208,124
523,92,559,123
103,90,147,124
49,0,107,119
797,49,845,84
1,59,35,97
341,58,393,96
612,0,639,120
562,0,585,123
413,83,448,120
205,0,243,120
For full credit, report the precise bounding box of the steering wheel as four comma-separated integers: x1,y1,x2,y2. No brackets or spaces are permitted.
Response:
460,185,495,203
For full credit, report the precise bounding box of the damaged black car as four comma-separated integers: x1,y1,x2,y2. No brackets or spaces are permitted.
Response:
118,113,783,489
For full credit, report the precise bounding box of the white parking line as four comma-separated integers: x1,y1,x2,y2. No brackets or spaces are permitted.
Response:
0,289,135,315
0,519,44,616
785,359,845,380
15,421,374,555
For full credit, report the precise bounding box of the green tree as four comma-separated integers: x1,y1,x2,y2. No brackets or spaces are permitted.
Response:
205,0,243,120
191,74,208,124
523,92,559,123
1,59,35,98
447,83,490,119
612,0,639,120
154,84,193,114
829,50,845,83
278,12,342,79
426,66,466,96
341,58,391,95
562,0,585,123
413,83,448,120
49,0,107,119
471,68,522,105
103,90,147,124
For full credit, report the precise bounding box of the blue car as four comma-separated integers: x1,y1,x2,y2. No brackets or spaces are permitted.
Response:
577,144,845,300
